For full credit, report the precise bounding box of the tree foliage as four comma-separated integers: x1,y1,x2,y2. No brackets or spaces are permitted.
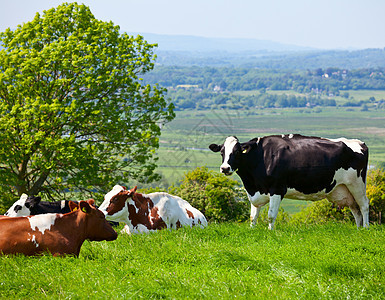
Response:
171,167,249,222
0,3,174,206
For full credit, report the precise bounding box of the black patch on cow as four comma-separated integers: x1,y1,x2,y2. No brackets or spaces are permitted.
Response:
14,205,22,213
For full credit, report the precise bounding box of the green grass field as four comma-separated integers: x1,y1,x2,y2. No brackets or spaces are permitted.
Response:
1,223,384,299
1,100,385,299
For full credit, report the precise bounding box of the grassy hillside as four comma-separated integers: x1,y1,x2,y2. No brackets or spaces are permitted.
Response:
1,223,384,299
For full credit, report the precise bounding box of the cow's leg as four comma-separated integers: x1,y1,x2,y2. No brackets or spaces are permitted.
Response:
328,184,364,227
349,203,363,227
247,192,269,227
250,204,262,227
268,195,282,230
346,183,370,228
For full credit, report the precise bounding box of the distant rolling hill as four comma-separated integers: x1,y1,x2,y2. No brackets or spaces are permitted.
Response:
126,32,314,53
126,32,385,69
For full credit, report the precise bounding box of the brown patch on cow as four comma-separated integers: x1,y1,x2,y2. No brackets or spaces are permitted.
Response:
128,193,166,230
176,220,182,229
186,209,194,219
150,207,167,230
106,192,130,216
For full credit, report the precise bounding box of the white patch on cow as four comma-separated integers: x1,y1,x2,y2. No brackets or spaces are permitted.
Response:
289,134,294,138
4,194,30,217
247,191,270,207
281,134,285,138
220,136,239,173
134,224,151,234
332,167,366,192
31,235,39,248
150,192,208,230
250,204,262,227
329,137,364,154
60,200,66,210
268,195,282,230
28,214,57,234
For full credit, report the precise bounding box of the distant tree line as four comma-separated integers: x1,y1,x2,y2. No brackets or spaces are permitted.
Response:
168,89,336,110
143,66,385,110
144,66,385,93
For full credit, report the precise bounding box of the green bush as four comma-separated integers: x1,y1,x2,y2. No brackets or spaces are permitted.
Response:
291,199,353,225
171,167,249,222
366,168,385,224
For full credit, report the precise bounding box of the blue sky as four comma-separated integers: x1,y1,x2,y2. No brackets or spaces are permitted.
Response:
0,0,384,49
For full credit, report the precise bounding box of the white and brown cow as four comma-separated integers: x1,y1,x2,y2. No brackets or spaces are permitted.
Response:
209,134,370,229
99,185,208,234
0,199,117,256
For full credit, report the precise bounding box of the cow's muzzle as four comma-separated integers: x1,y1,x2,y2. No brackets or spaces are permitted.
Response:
220,166,234,175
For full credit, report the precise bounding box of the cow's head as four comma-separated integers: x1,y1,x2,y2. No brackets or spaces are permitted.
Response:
24,196,42,215
4,194,33,217
69,199,117,241
209,136,253,175
98,185,137,223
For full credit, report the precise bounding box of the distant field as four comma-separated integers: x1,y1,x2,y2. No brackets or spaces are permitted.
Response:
156,107,385,190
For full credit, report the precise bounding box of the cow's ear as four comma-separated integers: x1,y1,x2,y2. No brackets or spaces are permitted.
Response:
87,199,95,207
209,144,222,152
241,144,253,154
69,201,79,212
79,201,92,214
127,186,137,197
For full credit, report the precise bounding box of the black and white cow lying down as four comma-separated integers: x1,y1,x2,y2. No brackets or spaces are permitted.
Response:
209,134,370,229
5,194,72,217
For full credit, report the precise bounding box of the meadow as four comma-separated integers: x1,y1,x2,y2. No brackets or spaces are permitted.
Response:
1,98,385,299
1,223,385,299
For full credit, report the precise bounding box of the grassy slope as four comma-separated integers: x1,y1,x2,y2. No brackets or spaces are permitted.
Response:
1,223,385,299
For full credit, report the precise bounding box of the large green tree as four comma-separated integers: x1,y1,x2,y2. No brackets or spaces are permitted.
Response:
0,3,174,207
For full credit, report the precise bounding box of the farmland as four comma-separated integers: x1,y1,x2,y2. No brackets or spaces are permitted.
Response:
1,223,385,298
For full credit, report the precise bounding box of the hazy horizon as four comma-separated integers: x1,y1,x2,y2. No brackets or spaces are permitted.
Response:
1,0,384,50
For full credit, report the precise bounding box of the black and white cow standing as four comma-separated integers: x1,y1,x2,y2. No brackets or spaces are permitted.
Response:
209,134,370,229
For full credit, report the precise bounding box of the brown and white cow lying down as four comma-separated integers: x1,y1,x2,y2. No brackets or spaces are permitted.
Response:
0,199,117,256
99,185,208,234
